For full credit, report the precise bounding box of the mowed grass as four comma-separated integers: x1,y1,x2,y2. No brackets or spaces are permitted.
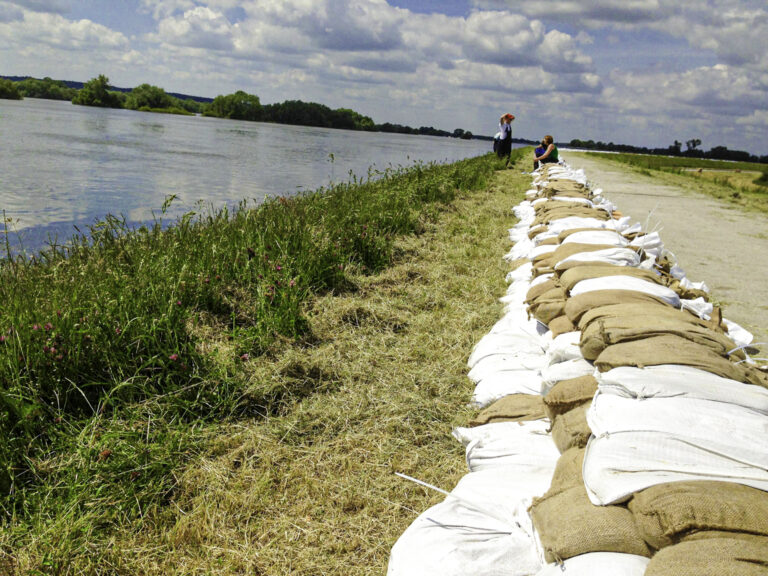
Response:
1,150,530,574
584,151,768,214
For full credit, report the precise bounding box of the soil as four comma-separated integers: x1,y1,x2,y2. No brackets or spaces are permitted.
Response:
563,151,768,349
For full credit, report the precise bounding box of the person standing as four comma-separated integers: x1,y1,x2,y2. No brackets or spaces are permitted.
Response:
497,113,515,164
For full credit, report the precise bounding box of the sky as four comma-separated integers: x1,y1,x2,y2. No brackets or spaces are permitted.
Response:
1,0,767,154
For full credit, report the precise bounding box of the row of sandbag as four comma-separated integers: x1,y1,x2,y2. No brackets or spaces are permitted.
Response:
506,164,768,575
388,162,768,575
389,164,648,575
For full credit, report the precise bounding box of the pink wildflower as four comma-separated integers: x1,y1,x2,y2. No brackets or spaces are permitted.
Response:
169,353,179,361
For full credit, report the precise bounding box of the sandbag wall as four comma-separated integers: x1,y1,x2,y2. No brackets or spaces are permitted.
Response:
388,162,768,576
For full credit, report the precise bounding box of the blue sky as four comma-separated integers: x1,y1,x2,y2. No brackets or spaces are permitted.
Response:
1,0,767,154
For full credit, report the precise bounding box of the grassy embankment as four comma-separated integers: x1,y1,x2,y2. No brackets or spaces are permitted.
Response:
585,152,768,215
1,149,530,574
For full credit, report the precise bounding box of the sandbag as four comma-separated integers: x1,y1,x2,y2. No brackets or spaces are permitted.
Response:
582,431,768,505
565,290,670,325
471,369,544,407
546,331,583,365
454,420,560,472
570,276,680,306
533,243,621,271
561,229,629,247
628,480,768,549
388,466,556,576
579,308,739,361
525,278,561,303
530,450,650,563
643,536,768,576
543,375,597,420
540,358,595,395
593,334,766,387
595,365,768,416
558,265,665,292
547,315,577,337
470,394,547,426
550,403,592,453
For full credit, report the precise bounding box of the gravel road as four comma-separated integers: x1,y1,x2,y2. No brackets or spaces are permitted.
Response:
563,151,768,349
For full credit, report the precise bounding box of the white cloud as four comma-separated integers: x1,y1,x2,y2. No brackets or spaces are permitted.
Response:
155,5,234,50
6,0,69,14
0,10,127,52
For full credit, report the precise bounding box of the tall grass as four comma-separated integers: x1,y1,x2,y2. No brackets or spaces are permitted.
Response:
0,153,501,515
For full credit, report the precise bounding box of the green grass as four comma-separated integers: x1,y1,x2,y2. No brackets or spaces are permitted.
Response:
0,150,526,573
583,151,768,214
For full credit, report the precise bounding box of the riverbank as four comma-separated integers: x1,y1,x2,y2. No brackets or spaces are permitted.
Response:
1,151,527,574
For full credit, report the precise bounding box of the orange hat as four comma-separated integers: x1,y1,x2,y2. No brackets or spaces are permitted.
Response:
504,113,515,121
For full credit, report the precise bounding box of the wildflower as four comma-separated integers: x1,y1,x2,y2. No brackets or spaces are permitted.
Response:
115,327,122,335
44,322,53,331
204,276,210,284
32,324,40,331
0,335,5,343
276,265,282,271
50,347,57,355
338,264,344,270
98,449,112,462
215,274,221,281
56,310,62,318
55,354,63,361
43,345,49,353
169,353,179,361
289,279,296,287
176,300,182,306
240,353,250,361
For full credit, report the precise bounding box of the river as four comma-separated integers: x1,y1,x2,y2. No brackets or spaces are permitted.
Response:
0,98,503,254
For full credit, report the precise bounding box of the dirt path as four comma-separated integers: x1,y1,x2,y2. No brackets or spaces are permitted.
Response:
563,151,768,348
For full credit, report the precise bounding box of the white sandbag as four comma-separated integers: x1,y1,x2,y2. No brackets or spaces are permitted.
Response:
471,370,545,407
513,202,535,222
582,430,768,505
587,393,768,452
534,553,649,576
468,353,549,384
595,365,768,415
468,333,546,369
629,231,663,252
539,358,595,395
546,331,583,365
570,275,680,306
603,215,633,233
561,230,628,247
500,282,532,305
505,237,535,261
544,217,608,235
489,311,542,338
387,466,553,576
620,222,643,237
679,296,713,319
506,262,533,283
554,248,642,271
531,244,559,259
680,276,709,293
453,420,559,472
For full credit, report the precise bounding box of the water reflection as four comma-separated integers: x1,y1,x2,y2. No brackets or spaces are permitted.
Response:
0,98,494,253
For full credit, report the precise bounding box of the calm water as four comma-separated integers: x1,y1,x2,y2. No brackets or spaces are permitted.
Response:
0,98,497,253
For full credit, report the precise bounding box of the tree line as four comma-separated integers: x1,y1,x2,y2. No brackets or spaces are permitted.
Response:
568,138,768,165
1,74,474,139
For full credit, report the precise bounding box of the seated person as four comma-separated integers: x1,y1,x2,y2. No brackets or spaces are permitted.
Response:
533,138,546,170
534,134,559,165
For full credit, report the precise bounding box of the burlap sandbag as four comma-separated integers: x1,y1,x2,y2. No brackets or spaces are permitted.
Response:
528,287,568,324
530,456,651,563
579,305,739,361
550,402,592,453
525,278,561,303
536,236,560,246
546,446,585,495
558,265,666,292
593,334,767,388
533,207,611,227
469,394,547,426
565,290,671,325
543,375,598,420
508,258,529,272
628,481,768,549
548,315,577,337
644,536,768,576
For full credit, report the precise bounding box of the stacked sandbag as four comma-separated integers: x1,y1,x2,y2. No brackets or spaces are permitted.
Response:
389,158,768,576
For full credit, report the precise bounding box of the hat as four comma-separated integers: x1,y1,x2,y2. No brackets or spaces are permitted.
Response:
503,113,515,121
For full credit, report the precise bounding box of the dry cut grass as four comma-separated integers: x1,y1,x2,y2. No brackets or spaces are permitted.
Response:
13,161,529,574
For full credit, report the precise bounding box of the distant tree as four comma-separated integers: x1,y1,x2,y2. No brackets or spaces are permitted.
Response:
206,90,262,121
669,140,682,155
16,77,77,100
125,84,174,110
0,78,22,100
452,128,465,138
72,74,122,108
686,138,702,151
461,131,473,140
